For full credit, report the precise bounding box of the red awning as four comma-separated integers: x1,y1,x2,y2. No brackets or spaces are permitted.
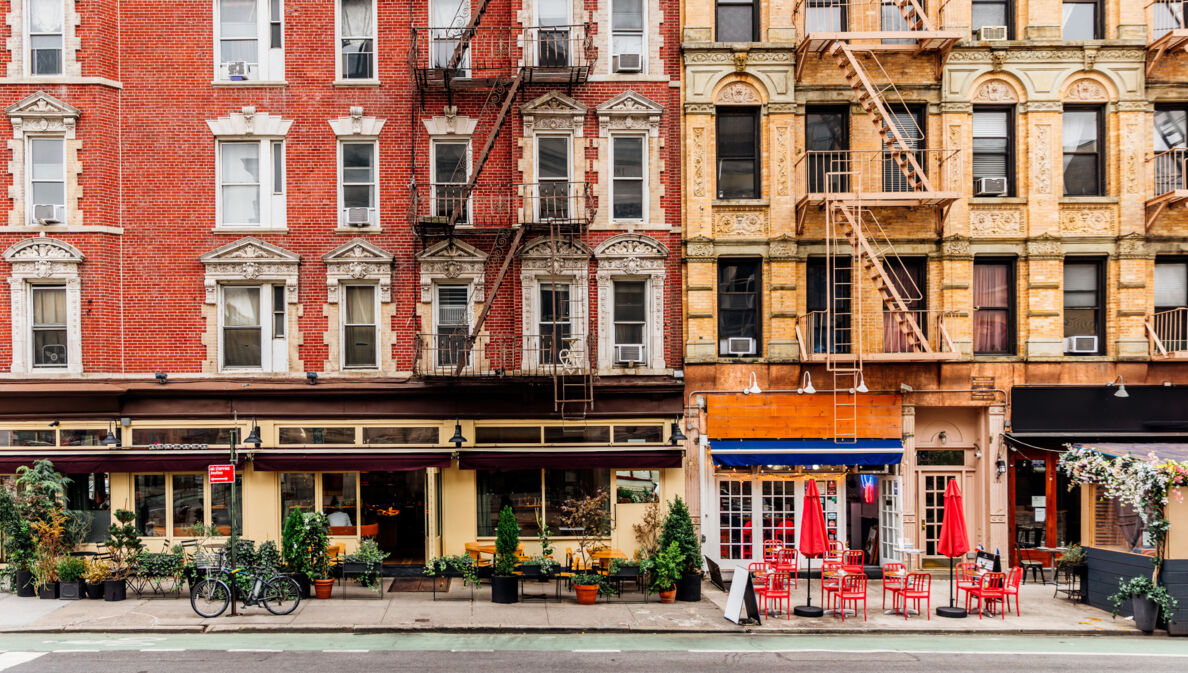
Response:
457,449,683,470
0,452,242,473
249,452,453,472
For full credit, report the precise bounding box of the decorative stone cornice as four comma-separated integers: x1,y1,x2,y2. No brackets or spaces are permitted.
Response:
1026,233,1064,259
328,106,386,137
520,236,592,274
596,91,663,137
421,106,478,136
521,92,587,136
200,237,301,304
1019,101,1063,113
684,236,715,260
769,236,797,260
5,92,79,136
684,103,716,114
322,239,394,303
416,238,488,303
1116,232,1150,259
3,237,84,272
939,102,973,113
941,235,972,259
206,106,293,137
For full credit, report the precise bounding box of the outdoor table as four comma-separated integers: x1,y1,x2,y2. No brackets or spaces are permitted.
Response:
1033,546,1067,585
882,570,917,616
823,569,855,617
591,548,628,570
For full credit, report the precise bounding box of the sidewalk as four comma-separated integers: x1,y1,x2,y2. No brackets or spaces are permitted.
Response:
0,577,1146,636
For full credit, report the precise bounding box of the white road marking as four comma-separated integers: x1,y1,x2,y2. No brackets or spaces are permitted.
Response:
573,649,621,653
690,648,1188,659
140,649,184,652
0,652,45,671
227,649,281,653
450,649,495,653
322,650,370,653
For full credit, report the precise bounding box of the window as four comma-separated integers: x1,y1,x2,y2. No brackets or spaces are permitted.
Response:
220,284,286,370
135,428,234,445
278,427,356,444
544,469,609,529
217,0,284,81
806,0,844,32
972,0,1011,37
544,425,611,443
1062,107,1103,196
430,0,470,71
716,108,760,199
883,105,925,192
1155,259,1188,313
881,0,923,44
475,468,609,537
611,135,645,221
63,473,110,542
339,142,376,228
614,425,663,442
218,140,285,228
1154,105,1187,195
210,476,242,535
339,0,375,80
716,0,756,41
1091,487,1153,553
474,426,542,443
973,259,1014,354
172,474,205,535
611,0,644,71
1153,0,1188,36
28,0,63,75
30,284,66,367
536,0,571,67
718,260,760,356
435,284,469,367
134,474,166,537
539,282,572,364
1062,0,1100,40
805,106,848,194
972,107,1014,195
132,473,243,538
883,258,926,353
322,473,359,534
536,135,571,220
28,137,65,224
432,140,469,224
616,470,659,502
362,426,440,444
1063,259,1103,354
0,429,55,446
280,473,315,517
807,257,852,354
342,285,378,368
613,280,647,363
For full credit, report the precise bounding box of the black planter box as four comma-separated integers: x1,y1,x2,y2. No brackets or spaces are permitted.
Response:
85,582,105,599
289,572,311,599
38,582,59,599
15,570,34,598
490,575,519,604
59,580,85,600
103,578,126,602
676,571,702,602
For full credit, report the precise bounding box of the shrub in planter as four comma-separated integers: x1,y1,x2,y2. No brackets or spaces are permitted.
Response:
343,538,389,595
103,509,143,602
640,541,685,604
83,558,110,599
659,496,702,601
30,509,68,597
1110,577,1179,634
56,557,87,600
281,509,314,598
423,555,480,588
289,512,332,599
571,573,603,605
490,506,520,604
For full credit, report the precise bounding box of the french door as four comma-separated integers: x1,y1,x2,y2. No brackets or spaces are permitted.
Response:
878,475,902,564
713,474,844,567
918,471,962,559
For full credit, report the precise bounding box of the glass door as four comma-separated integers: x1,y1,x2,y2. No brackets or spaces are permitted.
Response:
717,477,753,563
878,475,902,564
761,480,796,548
918,472,960,558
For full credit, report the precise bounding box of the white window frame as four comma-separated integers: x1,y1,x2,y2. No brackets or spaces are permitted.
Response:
218,283,285,372
430,138,471,225
338,139,379,228
216,139,286,230
535,133,572,221
4,237,83,374
609,133,646,224
214,0,285,82
537,280,574,364
336,0,377,81
25,136,66,225
609,0,645,74
27,0,64,77
29,283,67,369
611,278,648,363
433,282,472,369
340,283,380,370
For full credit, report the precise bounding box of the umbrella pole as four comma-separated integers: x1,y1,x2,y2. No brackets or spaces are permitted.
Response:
936,556,968,618
793,557,823,618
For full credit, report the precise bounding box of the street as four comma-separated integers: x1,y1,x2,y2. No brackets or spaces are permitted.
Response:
1,633,1185,672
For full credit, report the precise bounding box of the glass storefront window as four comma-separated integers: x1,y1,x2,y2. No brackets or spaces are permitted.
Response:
60,429,104,446
476,469,542,537
916,449,966,466
1014,458,1047,548
278,427,357,444
0,429,54,446
543,426,610,443
615,470,658,502
613,425,663,443
323,473,359,533
362,426,439,444
474,426,542,444
280,473,315,519
545,469,610,531
135,428,234,446
172,474,205,535
134,474,167,537
64,473,110,543
1093,487,1153,553
210,476,242,536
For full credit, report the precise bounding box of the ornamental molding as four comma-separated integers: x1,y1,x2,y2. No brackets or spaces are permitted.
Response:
715,82,761,105
200,237,301,304
1026,233,1064,259
421,107,478,136
941,235,972,259
714,210,767,237
1059,206,1116,235
5,92,80,136
970,207,1024,237
1116,100,1153,112
520,238,591,371
1033,125,1053,195
972,80,1019,103
1063,78,1110,102
948,48,1144,63
594,233,668,276
4,237,83,374
1116,233,1149,259
596,91,663,137
328,106,386,137
940,102,973,113
691,127,707,197
416,238,488,303
322,239,394,303
684,103,716,114
3,238,84,282
206,106,293,137
1020,101,1064,113
685,236,714,260
519,236,592,274
770,236,797,260
594,234,667,370
521,92,587,135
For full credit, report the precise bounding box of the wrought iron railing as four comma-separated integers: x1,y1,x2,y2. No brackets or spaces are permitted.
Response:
1148,307,1188,357
1151,148,1188,198
413,332,594,376
409,25,594,84
409,181,594,231
794,148,962,199
796,309,958,359
793,0,933,35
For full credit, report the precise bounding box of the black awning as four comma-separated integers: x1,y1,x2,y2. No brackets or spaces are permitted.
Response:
0,451,242,473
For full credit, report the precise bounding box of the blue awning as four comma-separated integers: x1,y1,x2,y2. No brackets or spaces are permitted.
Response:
710,439,903,467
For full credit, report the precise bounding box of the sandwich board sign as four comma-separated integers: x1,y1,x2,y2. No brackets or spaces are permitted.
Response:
723,565,762,625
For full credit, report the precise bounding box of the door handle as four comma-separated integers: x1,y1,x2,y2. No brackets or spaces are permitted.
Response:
921,520,927,531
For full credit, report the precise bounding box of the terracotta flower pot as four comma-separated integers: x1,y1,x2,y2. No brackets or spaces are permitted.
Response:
574,583,599,605
313,578,334,599
658,587,677,604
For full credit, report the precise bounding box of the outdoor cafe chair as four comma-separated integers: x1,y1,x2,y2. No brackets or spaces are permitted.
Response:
955,561,979,602
1003,566,1023,616
896,572,931,620
774,547,798,588
841,549,864,574
881,562,907,609
761,570,792,619
967,571,1007,619
821,567,843,607
763,539,782,565
834,573,868,622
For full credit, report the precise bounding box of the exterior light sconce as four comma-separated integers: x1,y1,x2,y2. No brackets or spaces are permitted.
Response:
1107,375,1128,398
798,371,816,395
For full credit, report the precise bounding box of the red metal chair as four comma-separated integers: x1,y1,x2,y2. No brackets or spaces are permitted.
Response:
881,562,907,609
762,539,782,565
774,547,798,588
896,572,931,620
834,573,869,622
761,569,792,619
841,549,865,574
1003,566,1023,616
968,572,1007,619
955,561,979,605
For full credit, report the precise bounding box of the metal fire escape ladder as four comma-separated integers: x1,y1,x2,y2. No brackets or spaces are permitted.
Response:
824,175,861,444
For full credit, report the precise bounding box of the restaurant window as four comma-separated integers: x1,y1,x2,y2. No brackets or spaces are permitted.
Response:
363,426,440,445
1155,259,1188,352
475,469,610,537
972,107,1014,196
210,476,243,535
64,473,110,543
807,256,852,354
971,0,1011,38
916,449,965,466
973,259,1015,354
616,470,659,503
322,473,359,534
718,259,761,356
1062,107,1104,196
0,429,54,446
172,474,205,536
280,473,315,519
342,284,378,368
59,429,103,446
716,108,759,199
1061,0,1100,40
543,426,610,443
545,469,610,531
474,426,543,444
805,105,848,194
1092,487,1153,553
134,474,167,537
716,0,756,42
135,428,235,446
1063,259,1104,355
278,427,356,445
613,425,663,443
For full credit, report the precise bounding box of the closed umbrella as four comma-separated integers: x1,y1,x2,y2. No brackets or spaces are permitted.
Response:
936,478,971,618
793,479,828,617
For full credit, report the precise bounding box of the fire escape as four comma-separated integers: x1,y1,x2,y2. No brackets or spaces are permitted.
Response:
791,0,960,441
409,4,597,417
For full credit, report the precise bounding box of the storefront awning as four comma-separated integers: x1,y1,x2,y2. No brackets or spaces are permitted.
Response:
0,451,243,473
457,449,683,470
1073,443,1188,463
250,451,453,472
709,439,903,467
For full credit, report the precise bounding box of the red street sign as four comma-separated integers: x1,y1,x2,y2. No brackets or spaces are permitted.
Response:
208,464,235,484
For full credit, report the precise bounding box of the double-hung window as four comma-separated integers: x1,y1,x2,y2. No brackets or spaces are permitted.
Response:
340,141,377,227
28,137,65,224
339,0,376,80
342,285,378,368
718,260,760,356
807,257,852,354
28,0,63,76
221,284,286,370
972,0,1011,38
1062,0,1101,40
611,135,645,221
716,0,756,42
806,0,844,32
216,0,284,81
30,284,67,368
1155,259,1188,352
539,283,572,365
883,104,925,193
1062,107,1103,196
537,0,571,67
611,0,644,72
805,106,848,194
973,259,1014,355
1154,105,1188,196
219,139,285,228
972,107,1014,196
536,135,571,220
716,108,760,199
432,140,469,224
1063,259,1104,354
435,285,469,367
613,280,647,364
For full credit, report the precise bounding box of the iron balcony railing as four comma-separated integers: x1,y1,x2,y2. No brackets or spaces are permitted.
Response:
1150,0,1188,39
410,25,594,89
410,181,594,232
793,0,934,35
412,332,593,376
1151,147,1188,198
1148,307,1188,358
795,309,959,361
794,148,963,202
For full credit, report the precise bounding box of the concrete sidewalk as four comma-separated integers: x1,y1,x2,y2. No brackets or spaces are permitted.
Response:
0,577,1147,636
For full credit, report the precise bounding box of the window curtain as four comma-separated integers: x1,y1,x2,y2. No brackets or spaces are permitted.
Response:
221,143,260,224
341,0,372,38
33,287,66,326
29,0,63,33
973,264,1009,352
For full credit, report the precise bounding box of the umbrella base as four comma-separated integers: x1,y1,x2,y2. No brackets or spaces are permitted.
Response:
794,605,824,618
936,606,968,618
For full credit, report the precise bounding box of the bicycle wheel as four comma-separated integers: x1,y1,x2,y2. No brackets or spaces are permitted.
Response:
261,576,301,615
190,578,231,618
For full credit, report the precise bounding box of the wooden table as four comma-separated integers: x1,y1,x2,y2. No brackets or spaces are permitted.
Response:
591,548,628,569
464,542,496,565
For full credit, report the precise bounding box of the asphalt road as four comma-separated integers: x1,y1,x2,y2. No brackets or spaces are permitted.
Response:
2,633,1185,673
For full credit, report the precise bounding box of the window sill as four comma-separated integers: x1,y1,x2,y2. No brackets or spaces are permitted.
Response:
211,80,288,88
1059,196,1117,204
335,226,382,234
969,197,1026,205
713,199,768,207
213,227,289,234
0,224,123,234
333,79,382,88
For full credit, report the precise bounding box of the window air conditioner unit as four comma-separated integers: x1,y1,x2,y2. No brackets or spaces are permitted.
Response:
225,60,249,79
977,25,1008,41
726,337,756,356
975,176,1008,196
614,53,642,73
1063,335,1099,354
615,344,645,364
345,207,372,226
33,204,61,224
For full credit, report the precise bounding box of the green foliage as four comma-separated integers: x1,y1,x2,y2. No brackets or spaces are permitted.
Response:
280,512,332,579
61,510,94,549
56,556,87,583
13,460,71,522
631,500,663,560
82,557,110,584
524,513,559,575
105,509,144,580
1060,543,1087,566
570,573,604,587
345,539,389,593
640,541,685,594
280,509,305,573
1110,576,1179,624
493,506,520,576
558,490,611,566
29,509,68,589
659,496,700,574
423,555,480,588
256,540,282,572
135,546,185,579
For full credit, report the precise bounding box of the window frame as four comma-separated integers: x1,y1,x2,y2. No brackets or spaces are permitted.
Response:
972,105,1016,197
26,135,66,225
609,0,645,72
973,257,1017,356
1061,105,1105,197
535,133,572,221
214,0,285,82
611,279,648,363
338,139,379,228
279,471,362,536
29,283,67,369
1061,0,1102,41
1062,257,1105,355
132,472,243,538
216,139,286,229
27,0,64,77
971,0,1013,39
609,133,647,223
336,0,377,81
805,104,850,194
475,468,612,538
715,107,761,200
433,282,471,369
218,283,286,371
430,138,471,225
341,283,380,370
717,258,762,357
1155,257,1188,312
715,0,757,42
538,281,573,365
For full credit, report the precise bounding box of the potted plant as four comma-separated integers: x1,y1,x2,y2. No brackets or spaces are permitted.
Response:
640,541,685,604
294,512,333,599
56,556,86,600
6,524,36,598
104,509,143,601
571,572,604,605
1110,576,1179,634
30,509,68,599
281,509,312,598
423,555,480,589
632,500,663,560
82,558,109,599
1057,543,1088,601
343,538,389,596
558,490,611,572
520,515,559,582
490,506,520,604
660,496,702,602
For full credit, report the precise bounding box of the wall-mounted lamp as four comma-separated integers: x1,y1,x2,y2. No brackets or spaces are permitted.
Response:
670,421,687,446
797,371,816,395
996,458,1007,477
306,371,319,385
938,431,948,445
450,419,466,448
743,372,762,395
155,372,168,384
245,420,262,449
855,372,868,394
1107,375,1128,398
101,420,118,447
48,420,59,427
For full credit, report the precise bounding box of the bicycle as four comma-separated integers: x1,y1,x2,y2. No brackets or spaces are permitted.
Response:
190,562,302,618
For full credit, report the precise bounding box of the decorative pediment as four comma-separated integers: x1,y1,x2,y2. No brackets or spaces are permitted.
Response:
207,106,294,137
4,237,84,264
416,239,488,302
6,92,80,136
422,107,478,136
595,235,666,277
328,106,386,137
520,237,591,275
522,92,587,135
596,92,664,136
521,236,592,259
323,240,394,303
200,237,301,304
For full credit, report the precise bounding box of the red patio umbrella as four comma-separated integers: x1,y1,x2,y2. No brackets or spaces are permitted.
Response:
793,479,829,617
936,478,971,618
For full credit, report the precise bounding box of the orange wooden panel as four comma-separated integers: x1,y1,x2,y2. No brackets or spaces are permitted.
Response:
707,394,902,440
